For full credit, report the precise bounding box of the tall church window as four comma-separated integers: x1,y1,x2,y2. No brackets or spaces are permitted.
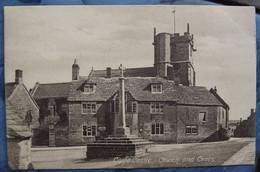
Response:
151,123,164,135
132,102,138,113
82,125,96,137
111,100,138,113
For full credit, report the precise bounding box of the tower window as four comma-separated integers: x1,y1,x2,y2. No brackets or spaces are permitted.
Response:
151,83,162,93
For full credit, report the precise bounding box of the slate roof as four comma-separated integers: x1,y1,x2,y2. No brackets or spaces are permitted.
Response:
32,77,226,107
177,86,223,106
5,82,39,109
209,88,230,109
89,67,157,78
67,77,224,106
68,77,178,102
33,82,71,99
5,82,16,99
6,101,32,139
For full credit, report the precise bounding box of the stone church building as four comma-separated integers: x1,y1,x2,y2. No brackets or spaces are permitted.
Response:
31,24,229,146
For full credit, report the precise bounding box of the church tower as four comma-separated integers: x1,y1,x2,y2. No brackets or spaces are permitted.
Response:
153,23,196,86
170,23,196,86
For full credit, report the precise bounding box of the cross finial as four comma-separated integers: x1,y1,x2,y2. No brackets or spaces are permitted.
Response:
119,64,125,77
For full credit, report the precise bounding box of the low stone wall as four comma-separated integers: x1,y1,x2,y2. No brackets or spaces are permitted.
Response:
86,136,152,159
87,144,136,159
7,138,33,170
55,125,69,146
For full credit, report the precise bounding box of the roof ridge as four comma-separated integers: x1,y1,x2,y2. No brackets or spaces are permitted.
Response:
38,82,71,85
92,66,155,72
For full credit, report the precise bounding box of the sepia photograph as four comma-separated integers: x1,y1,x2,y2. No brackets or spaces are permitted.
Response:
4,5,256,169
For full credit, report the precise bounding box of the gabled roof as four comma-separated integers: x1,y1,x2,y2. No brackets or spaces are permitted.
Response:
32,77,228,107
6,101,32,139
177,86,223,106
5,82,16,99
209,88,230,109
89,67,157,78
32,82,71,99
5,82,39,109
68,77,226,107
68,77,178,102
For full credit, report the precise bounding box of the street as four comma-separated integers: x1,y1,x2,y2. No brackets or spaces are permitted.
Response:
31,137,255,169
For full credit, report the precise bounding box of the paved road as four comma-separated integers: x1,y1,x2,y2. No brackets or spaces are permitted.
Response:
31,137,255,169
223,139,255,165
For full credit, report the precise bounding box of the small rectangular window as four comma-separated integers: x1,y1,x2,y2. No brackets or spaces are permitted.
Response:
84,84,94,92
199,112,207,122
151,84,162,93
151,123,164,135
82,125,96,137
150,102,164,114
186,125,198,134
82,102,96,114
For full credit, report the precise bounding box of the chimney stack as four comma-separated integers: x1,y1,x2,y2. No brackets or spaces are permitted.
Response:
15,69,23,84
72,59,80,80
214,86,217,92
187,23,190,33
106,67,111,78
251,108,254,115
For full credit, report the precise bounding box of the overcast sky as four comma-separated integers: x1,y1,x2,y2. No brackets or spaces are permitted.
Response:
4,5,256,120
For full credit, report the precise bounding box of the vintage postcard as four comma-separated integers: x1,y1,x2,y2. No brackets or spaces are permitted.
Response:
4,5,256,169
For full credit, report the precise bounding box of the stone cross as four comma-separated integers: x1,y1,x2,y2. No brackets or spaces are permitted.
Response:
119,64,125,77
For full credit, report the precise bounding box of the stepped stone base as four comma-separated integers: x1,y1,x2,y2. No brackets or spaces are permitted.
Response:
115,127,130,136
86,135,153,159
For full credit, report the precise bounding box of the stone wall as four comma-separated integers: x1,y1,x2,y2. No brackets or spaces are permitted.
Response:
171,39,190,62
176,105,219,143
55,125,69,146
7,138,32,170
247,112,256,137
8,85,39,128
35,98,68,128
138,101,178,143
68,101,110,145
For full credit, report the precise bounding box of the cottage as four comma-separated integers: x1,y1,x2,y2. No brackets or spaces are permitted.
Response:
234,109,256,137
31,24,229,146
5,70,39,129
5,70,39,169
